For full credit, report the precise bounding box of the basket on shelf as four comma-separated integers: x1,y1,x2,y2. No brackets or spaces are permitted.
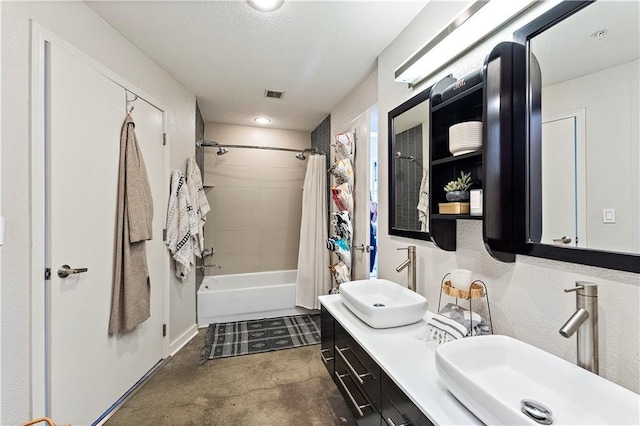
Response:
437,273,493,334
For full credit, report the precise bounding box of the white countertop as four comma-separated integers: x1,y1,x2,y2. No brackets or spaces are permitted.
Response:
319,294,481,426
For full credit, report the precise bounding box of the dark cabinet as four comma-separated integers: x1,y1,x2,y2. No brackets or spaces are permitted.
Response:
429,83,484,251
428,41,525,262
322,308,432,426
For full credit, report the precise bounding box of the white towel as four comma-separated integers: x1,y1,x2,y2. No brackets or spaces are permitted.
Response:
426,303,491,344
417,169,429,232
186,157,210,256
166,169,197,280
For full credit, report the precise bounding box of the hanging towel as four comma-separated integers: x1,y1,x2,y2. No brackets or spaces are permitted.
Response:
109,114,154,335
186,157,210,256
417,169,429,232
166,169,198,280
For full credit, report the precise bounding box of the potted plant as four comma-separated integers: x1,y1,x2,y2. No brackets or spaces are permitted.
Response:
444,171,472,201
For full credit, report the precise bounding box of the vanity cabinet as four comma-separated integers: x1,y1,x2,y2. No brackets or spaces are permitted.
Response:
321,308,433,426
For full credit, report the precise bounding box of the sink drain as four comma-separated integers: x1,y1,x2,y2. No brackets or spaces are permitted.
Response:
372,303,385,307
521,399,553,425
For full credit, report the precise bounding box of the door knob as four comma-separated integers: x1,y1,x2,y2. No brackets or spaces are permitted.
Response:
57,264,89,278
553,236,572,244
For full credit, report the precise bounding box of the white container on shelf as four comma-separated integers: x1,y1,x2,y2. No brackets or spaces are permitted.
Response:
470,189,483,216
449,121,483,156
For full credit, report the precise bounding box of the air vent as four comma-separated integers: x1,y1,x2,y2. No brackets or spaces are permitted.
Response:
264,89,285,100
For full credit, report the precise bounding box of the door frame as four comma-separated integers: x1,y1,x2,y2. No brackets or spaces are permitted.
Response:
30,22,170,418
542,108,586,247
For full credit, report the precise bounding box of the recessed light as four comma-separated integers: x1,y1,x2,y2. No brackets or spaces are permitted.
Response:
247,0,284,12
254,117,271,125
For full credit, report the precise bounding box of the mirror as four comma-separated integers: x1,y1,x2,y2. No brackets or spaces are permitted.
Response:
515,0,640,272
388,87,432,241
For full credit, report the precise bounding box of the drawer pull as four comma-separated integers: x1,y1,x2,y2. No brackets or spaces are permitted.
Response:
334,372,370,417
335,345,371,384
320,348,334,364
385,417,410,426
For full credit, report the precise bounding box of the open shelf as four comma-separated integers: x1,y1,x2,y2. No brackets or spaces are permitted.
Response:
432,214,483,220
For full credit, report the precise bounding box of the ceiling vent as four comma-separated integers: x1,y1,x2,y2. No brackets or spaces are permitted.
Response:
264,89,285,100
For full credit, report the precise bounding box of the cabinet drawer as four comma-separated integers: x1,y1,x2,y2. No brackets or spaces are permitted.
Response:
334,356,380,426
381,371,433,426
335,322,381,412
320,306,335,376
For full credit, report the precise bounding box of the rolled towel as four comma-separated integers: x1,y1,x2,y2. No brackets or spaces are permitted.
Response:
426,303,491,344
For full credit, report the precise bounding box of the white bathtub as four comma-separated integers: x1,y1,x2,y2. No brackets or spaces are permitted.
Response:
197,269,315,325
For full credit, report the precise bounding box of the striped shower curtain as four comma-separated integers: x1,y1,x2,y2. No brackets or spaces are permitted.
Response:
295,154,330,309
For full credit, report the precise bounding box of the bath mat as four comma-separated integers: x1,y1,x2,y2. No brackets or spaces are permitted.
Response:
199,314,321,364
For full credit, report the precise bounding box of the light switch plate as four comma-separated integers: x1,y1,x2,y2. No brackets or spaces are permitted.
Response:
602,208,616,223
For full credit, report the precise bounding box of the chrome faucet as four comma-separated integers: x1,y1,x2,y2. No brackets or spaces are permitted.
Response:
559,282,599,374
396,245,416,292
197,264,222,270
202,248,215,258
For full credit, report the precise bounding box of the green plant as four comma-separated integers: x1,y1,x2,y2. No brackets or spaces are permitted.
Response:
444,171,472,193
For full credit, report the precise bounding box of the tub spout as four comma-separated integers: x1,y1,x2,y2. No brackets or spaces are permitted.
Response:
198,264,222,270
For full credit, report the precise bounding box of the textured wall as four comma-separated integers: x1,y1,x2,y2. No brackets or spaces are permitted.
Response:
1,2,196,422
375,0,640,394
202,123,310,274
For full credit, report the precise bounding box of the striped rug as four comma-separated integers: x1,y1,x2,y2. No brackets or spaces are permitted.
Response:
199,314,321,364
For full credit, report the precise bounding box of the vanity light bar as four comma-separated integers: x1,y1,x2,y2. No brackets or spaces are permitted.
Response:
395,0,538,87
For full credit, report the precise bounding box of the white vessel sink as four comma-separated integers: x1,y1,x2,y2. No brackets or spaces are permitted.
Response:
435,335,640,425
339,279,427,328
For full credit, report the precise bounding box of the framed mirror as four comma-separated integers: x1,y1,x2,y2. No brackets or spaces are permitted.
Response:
388,86,432,241
515,0,640,272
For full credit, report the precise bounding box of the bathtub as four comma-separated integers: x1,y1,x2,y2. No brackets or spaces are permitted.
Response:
197,269,315,325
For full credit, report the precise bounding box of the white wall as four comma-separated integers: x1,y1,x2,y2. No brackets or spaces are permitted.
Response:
203,123,310,274
1,2,196,423
543,59,639,253
372,0,640,394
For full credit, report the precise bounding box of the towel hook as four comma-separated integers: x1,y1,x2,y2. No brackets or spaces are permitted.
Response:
126,91,138,114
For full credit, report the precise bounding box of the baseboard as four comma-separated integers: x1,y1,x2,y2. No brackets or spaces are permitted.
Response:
169,323,199,356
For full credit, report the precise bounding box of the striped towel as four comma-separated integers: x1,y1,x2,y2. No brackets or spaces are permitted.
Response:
426,303,490,344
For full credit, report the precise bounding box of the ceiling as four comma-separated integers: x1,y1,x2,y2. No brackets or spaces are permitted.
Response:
86,0,429,131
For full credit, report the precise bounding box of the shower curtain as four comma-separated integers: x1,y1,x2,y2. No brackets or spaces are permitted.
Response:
295,154,330,310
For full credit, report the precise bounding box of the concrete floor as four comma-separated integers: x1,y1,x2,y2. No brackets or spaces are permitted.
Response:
105,329,356,425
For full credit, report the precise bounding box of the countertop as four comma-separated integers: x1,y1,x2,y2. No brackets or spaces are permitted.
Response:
319,294,481,426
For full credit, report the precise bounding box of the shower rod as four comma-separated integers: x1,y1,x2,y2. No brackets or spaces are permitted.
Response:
196,140,325,156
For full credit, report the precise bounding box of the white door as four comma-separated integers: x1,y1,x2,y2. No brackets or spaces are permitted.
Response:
48,43,165,424
348,111,372,280
541,115,582,247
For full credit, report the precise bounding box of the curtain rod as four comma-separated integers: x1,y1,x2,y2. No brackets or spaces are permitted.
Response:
196,140,325,155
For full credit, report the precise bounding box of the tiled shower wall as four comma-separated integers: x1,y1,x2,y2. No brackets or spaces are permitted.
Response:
394,124,424,230
202,123,311,275
311,114,331,229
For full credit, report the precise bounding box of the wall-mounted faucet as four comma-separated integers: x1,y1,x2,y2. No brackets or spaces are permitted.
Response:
197,264,222,270
559,281,598,374
396,245,416,292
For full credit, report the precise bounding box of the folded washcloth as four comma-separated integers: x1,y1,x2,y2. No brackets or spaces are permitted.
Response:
426,303,491,344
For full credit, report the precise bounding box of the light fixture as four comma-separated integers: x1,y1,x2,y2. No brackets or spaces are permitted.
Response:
395,0,538,87
253,117,271,125
247,0,284,12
